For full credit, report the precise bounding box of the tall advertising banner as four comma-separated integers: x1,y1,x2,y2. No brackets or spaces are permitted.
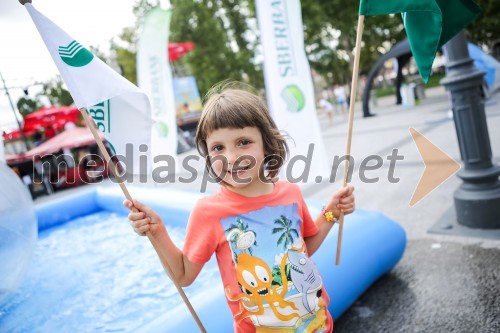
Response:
256,0,330,182
137,7,177,163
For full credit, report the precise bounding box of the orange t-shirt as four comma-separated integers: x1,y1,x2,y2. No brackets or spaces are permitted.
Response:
184,180,333,333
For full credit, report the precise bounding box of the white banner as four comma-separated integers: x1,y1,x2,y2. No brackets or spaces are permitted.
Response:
256,0,329,183
137,7,178,163
24,3,153,176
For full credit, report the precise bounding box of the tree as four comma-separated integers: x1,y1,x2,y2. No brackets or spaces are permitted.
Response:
114,0,415,95
110,0,157,85
112,0,264,96
467,0,500,49
300,0,405,85
16,76,74,117
41,77,74,107
170,0,263,96
111,27,139,85
17,96,43,118
272,215,299,250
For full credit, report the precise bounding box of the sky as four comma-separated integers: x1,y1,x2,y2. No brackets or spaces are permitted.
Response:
0,0,138,131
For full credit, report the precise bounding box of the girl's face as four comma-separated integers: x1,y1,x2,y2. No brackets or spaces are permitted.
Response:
206,126,267,193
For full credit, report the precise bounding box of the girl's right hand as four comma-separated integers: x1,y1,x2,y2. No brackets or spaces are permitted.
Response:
123,199,165,237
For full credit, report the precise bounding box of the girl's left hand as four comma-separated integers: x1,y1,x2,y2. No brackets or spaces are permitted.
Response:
326,185,355,218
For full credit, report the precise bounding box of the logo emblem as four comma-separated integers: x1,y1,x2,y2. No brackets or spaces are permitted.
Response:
281,85,305,112
155,121,169,138
58,41,94,67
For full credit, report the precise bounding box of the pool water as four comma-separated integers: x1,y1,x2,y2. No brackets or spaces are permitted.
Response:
0,211,220,333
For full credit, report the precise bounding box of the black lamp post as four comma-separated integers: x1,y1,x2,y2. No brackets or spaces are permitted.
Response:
441,31,500,229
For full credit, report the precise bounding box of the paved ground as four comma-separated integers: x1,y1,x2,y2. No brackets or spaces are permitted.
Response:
35,86,500,332
335,240,500,333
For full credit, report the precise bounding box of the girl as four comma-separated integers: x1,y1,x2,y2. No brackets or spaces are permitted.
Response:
124,86,355,332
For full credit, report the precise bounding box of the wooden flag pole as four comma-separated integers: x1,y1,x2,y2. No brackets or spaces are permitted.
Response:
79,108,207,332
336,15,364,266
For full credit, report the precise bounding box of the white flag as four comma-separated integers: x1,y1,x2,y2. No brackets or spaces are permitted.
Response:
256,0,330,183
24,3,153,176
137,7,178,163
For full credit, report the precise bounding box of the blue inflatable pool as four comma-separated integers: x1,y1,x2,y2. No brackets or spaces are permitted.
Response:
1,185,406,332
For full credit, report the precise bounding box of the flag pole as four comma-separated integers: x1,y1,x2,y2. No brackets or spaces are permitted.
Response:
336,15,364,265
79,108,207,332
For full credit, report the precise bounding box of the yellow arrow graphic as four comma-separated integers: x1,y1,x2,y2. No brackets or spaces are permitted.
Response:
409,127,461,207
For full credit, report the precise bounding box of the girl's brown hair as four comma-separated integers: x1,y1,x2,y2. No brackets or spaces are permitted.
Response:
195,82,289,182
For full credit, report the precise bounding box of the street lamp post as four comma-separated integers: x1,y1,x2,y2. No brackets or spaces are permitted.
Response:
441,31,500,229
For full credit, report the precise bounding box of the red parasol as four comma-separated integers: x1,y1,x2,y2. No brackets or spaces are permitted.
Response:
168,42,195,62
3,106,81,141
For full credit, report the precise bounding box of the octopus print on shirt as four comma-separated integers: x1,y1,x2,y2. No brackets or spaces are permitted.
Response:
222,204,328,331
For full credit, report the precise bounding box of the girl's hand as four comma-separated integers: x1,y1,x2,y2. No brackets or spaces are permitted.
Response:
123,199,165,237
326,185,355,218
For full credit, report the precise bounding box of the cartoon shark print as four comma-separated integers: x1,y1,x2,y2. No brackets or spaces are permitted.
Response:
287,248,322,313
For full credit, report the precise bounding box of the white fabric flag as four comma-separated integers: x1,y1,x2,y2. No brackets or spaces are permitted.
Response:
24,3,153,176
256,0,330,183
137,7,178,163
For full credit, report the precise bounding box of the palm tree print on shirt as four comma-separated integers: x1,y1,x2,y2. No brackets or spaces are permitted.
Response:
272,215,299,250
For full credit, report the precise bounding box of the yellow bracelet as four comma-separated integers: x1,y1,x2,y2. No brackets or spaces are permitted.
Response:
322,206,337,223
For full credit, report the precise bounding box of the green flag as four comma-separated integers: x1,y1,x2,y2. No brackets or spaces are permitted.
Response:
359,0,481,83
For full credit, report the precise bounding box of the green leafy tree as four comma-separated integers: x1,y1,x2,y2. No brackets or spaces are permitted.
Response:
170,0,263,96
111,27,139,84
467,0,500,49
17,96,43,118
113,0,263,95
272,215,299,250
216,0,263,90
300,0,405,84
89,45,109,63
110,0,157,85
16,76,75,117
42,77,74,106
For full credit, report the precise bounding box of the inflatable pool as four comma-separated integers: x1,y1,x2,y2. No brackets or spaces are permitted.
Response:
0,163,37,307
0,184,406,332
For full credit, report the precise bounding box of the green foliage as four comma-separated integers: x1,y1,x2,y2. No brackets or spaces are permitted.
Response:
112,26,139,85
467,0,500,48
16,96,43,118
301,0,405,85
43,77,74,107
170,0,263,96
425,73,445,88
110,0,159,84
272,215,299,250
116,0,471,96
89,45,108,63
112,0,263,96
16,77,74,117
374,86,395,98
